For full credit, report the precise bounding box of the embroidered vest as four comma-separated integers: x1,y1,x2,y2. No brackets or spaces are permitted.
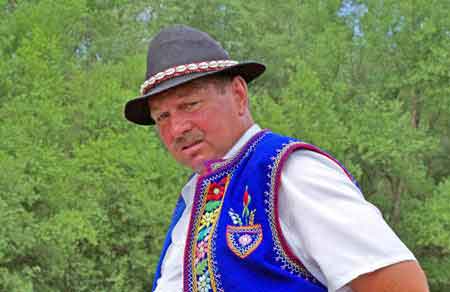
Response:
153,130,358,292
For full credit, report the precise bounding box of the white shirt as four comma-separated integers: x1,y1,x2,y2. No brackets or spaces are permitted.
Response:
154,125,415,292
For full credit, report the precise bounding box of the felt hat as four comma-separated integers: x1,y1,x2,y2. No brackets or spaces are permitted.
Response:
124,25,266,125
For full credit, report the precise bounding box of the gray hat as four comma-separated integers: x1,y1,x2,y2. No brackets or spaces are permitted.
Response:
124,25,266,125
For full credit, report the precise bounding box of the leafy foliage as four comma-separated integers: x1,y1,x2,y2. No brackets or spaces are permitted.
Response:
0,0,449,290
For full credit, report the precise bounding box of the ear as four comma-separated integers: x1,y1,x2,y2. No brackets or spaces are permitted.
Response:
231,75,249,115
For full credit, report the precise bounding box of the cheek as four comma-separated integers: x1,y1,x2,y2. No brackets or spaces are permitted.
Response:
197,116,223,140
157,127,173,150
199,113,235,148
189,110,214,132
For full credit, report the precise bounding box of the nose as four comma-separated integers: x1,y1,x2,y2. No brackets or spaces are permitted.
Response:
169,112,193,138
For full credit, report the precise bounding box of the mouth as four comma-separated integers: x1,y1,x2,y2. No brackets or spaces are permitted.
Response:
181,140,203,152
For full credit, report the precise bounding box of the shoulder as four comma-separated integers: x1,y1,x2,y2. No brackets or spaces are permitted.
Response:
286,149,347,174
278,149,416,291
282,148,362,200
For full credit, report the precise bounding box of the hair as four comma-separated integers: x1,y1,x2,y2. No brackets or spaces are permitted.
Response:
200,74,252,110
189,74,234,95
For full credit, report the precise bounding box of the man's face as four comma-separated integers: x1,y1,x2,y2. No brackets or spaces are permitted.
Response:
148,76,249,172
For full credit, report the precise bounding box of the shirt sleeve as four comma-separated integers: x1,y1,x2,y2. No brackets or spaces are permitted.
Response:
278,150,416,292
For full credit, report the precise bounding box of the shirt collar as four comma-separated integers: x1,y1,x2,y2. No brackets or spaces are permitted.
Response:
184,124,262,202
223,124,262,159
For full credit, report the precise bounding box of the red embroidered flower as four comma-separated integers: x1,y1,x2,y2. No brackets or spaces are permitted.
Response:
243,188,249,206
207,183,224,201
206,177,228,201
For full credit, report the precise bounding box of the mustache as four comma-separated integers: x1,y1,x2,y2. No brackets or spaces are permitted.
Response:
172,130,205,151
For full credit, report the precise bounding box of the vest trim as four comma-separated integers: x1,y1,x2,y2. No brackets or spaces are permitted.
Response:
269,140,358,284
181,131,348,291
183,130,270,292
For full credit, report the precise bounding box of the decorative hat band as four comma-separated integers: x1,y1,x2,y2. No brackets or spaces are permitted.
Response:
140,59,239,95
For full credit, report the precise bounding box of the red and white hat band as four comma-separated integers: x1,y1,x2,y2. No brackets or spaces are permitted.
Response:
140,59,239,95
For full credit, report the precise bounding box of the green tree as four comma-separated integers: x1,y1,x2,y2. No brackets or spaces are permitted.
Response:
0,0,448,290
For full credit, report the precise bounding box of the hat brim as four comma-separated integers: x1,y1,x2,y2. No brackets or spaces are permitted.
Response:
124,61,265,125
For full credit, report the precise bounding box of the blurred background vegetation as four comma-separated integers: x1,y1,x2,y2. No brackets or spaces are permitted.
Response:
0,0,449,291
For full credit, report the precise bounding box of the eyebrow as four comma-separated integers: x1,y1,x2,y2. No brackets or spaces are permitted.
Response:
149,93,196,115
148,80,210,112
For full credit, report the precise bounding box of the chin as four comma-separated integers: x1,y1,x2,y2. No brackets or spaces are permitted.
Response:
189,159,210,173
180,159,202,172
181,154,219,173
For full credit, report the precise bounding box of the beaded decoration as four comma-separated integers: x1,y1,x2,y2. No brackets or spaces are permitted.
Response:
140,60,239,95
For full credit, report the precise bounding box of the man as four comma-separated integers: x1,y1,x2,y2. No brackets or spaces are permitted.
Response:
124,25,429,292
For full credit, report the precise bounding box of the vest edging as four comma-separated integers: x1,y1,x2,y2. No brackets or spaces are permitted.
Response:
173,131,351,292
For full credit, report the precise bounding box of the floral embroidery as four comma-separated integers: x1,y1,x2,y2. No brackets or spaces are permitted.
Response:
197,272,212,292
195,238,209,265
226,186,263,259
200,209,219,228
192,175,230,292
206,182,225,201
183,130,269,292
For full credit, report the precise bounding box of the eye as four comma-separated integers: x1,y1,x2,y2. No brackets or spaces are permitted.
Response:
155,111,170,123
184,101,201,111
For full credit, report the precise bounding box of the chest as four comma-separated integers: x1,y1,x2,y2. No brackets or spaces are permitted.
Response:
180,133,325,292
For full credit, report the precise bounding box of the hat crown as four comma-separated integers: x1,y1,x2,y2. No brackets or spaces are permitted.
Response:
145,25,230,80
124,25,265,126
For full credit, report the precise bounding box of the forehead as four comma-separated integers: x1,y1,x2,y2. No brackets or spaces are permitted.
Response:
148,77,218,110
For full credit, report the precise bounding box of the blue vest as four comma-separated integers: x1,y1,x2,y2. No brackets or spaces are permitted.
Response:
154,130,358,292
